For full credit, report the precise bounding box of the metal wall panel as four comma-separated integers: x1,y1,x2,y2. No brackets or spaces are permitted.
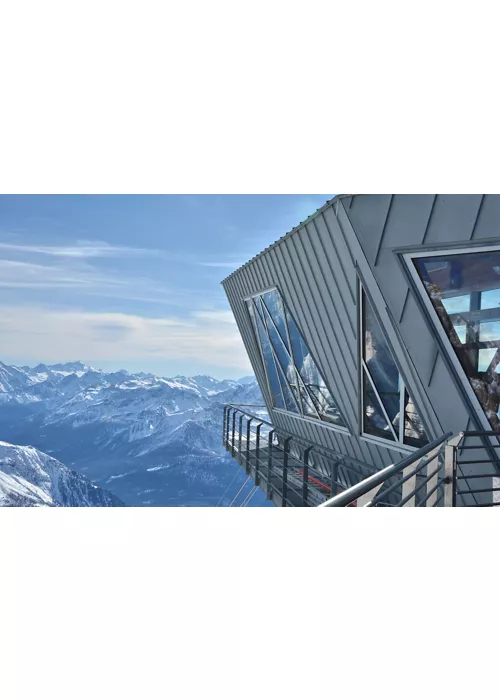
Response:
345,193,500,441
223,196,408,471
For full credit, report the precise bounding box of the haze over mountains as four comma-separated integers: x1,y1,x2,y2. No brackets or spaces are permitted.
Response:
0,360,270,507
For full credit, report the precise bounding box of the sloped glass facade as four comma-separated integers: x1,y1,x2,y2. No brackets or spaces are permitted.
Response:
246,288,347,427
361,286,428,447
413,248,500,432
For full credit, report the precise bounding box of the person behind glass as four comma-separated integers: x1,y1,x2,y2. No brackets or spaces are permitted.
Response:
366,331,401,429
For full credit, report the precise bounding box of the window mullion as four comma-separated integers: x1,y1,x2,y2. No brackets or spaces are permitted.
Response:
255,299,301,413
399,379,405,444
280,299,305,418
250,298,283,409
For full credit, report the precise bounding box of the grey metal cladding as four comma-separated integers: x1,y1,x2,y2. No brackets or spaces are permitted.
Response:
348,193,500,439
223,196,402,471
422,195,484,244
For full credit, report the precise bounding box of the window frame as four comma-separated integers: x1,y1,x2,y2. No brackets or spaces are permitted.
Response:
358,280,427,452
244,286,350,434
402,243,500,433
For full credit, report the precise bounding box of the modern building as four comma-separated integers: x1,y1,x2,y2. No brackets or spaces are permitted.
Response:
221,195,500,507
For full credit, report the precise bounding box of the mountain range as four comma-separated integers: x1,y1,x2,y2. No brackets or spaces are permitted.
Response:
0,360,270,507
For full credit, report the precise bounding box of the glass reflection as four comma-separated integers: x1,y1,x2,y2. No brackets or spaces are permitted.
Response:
362,290,428,447
246,289,346,426
414,250,500,432
246,300,285,410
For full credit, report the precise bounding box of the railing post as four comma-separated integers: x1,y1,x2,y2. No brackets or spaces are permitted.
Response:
331,461,339,497
255,423,262,486
245,418,253,474
223,406,228,447
238,413,243,457
225,406,233,448
267,430,275,500
402,463,418,507
231,410,237,457
302,446,312,506
444,443,457,507
425,446,441,507
282,437,291,507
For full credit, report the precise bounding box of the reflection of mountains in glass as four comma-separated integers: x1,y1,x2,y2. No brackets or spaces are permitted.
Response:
246,288,346,427
414,250,500,432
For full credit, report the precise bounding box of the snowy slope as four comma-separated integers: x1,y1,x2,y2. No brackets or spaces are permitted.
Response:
0,361,267,506
0,441,124,507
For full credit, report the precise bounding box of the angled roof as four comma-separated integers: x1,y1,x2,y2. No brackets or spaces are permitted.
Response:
221,194,354,284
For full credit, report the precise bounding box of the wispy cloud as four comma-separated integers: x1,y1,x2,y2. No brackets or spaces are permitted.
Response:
0,240,167,260
197,261,243,268
0,238,245,271
0,255,219,306
0,305,251,372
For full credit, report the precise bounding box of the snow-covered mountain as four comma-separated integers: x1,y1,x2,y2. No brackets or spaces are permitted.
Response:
0,441,123,507
0,360,269,507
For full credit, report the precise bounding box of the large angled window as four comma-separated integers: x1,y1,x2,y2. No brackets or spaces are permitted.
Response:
245,288,347,428
360,285,428,448
412,248,500,433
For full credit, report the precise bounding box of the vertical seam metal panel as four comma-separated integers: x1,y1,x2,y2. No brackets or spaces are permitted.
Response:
317,208,357,305
308,217,356,336
469,194,485,240
283,231,357,435
373,194,395,267
420,194,438,245
264,237,349,455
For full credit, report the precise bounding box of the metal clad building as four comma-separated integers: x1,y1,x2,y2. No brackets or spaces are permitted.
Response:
222,194,500,505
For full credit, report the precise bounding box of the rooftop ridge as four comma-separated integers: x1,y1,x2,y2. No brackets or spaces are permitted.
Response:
220,194,354,284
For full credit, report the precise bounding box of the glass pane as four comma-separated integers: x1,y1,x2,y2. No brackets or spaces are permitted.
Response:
479,321,500,342
363,294,401,425
261,289,290,352
247,300,285,410
274,359,300,414
481,289,500,310
442,295,471,314
299,386,320,418
414,249,500,432
454,325,467,343
362,372,395,441
403,389,428,447
284,306,346,426
478,348,500,373
259,302,295,381
249,290,346,426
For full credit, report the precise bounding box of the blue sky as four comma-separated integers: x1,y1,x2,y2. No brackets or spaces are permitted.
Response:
0,194,332,378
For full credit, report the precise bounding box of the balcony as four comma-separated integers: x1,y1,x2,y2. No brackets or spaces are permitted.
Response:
223,405,500,507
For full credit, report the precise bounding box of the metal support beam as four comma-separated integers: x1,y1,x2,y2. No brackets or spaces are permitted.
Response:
331,461,339,497
302,446,312,506
444,443,457,507
282,437,291,507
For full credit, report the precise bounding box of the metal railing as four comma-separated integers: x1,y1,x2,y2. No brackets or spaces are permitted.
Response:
320,430,500,507
319,432,455,507
453,431,500,507
223,405,500,507
223,404,379,507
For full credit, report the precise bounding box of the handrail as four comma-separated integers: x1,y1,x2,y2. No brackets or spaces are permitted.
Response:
226,404,378,474
318,432,453,507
